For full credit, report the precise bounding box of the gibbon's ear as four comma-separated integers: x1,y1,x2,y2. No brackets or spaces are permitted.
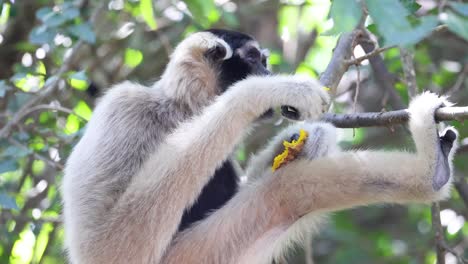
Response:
204,39,233,62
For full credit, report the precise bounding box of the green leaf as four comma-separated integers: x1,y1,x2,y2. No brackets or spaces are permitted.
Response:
36,7,53,21
62,6,80,20
7,92,33,112
445,11,468,41
278,5,300,39
68,71,88,91
139,0,157,30
367,0,437,45
0,193,18,210
124,48,143,68
366,0,410,42
32,160,46,174
32,223,54,263
185,0,219,26
67,23,96,44
10,228,36,263
449,2,468,17
69,70,87,81
327,0,362,34
73,100,92,121
397,16,438,46
41,11,68,27
29,26,58,45
268,52,282,65
3,145,30,158
0,159,18,174
399,0,421,13
65,114,80,135
0,2,11,25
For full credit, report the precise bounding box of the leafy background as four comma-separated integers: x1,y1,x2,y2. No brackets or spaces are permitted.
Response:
0,0,467,263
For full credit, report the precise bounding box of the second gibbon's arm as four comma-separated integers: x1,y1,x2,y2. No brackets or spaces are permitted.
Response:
161,93,458,264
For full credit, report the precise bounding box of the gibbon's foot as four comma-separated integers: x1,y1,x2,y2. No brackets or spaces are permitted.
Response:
270,122,337,170
435,127,458,190
408,92,458,191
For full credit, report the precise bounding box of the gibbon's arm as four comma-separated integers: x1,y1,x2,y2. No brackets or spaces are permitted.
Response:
96,76,329,263
160,93,458,264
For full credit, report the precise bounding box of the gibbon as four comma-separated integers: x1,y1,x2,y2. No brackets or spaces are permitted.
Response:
62,29,458,264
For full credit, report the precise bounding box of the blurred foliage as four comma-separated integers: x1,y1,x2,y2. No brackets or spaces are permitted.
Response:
0,0,467,263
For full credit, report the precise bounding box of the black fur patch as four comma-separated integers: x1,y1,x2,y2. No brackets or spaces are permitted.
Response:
204,29,259,92
178,160,238,231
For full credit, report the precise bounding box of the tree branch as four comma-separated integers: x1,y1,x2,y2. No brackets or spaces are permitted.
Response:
319,30,364,92
322,106,468,128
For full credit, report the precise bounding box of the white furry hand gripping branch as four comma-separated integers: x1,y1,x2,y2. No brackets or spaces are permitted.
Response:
62,30,458,264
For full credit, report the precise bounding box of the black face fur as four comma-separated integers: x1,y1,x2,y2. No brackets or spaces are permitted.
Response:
178,30,272,232
204,29,270,92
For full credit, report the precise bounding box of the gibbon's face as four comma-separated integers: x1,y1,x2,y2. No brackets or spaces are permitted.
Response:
204,29,271,92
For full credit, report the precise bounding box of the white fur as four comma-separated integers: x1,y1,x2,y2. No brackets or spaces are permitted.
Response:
62,30,458,264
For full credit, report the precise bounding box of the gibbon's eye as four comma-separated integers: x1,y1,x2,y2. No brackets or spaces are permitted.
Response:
246,47,261,62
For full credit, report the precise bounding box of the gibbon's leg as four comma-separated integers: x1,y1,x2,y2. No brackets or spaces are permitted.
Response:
162,122,338,264
161,92,458,264
95,76,329,263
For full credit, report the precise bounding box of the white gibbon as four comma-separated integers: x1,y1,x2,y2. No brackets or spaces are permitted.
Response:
62,29,458,264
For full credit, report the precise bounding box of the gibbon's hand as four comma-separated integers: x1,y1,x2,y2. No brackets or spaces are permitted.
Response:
277,76,331,121
227,75,330,122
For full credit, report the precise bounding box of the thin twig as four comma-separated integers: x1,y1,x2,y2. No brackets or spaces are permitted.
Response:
446,64,468,96
7,137,64,170
345,46,395,66
439,241,468,264
454,177,468,209
431,203,446,264
21,104,88,122
399,47,418,98
353,65,361,113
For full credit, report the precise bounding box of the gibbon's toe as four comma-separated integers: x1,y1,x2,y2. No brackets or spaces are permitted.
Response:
300,122,337,160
